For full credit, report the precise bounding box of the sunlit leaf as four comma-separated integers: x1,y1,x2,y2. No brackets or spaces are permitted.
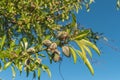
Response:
81,39,100,55
82,45,92,58
72,29,90,40
62,14,65,22
71,13,76,23
45,68,51,78
17,62,23,73
75,40,86,59
85,58,94,75
24,42,28,51
77,50,94,75
11,66,16,78
0,35,6,50
69,47,77,64
4,62,12,70
38,68,41,80
71,13,77,27
42,65,51,78
20,41,24,48
22,38,28,51
76,50,83,59
38,54,46,57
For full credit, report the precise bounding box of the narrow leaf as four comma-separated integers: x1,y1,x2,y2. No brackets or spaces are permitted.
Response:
82,39,100,55
71,13,77,28
24,42,28,51
42,65,51,78
79,45,86,59
38,68,41,80
72,29,90,40
69,47,77,64
0,35,6,50
38,54,46,57
84,58,94,75
11,66,16,78
17,62,23,74
4,62,12,70
71,13,76,23
82,45,92,58
45,68,51,78
77,50,94,75
75,40,86,59
20,41,24,48
76,50,83,59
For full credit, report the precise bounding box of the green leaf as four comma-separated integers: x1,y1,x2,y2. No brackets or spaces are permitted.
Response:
45,35,51,40
77,50,94,75
71,13,77,28
62,13,65,22
82,45,92,58
4,62,12,70
81,39,100,55
38,68,41,80
75,40,86,59
72,29,90,40
85,58,94,75
20,41,24,49
45,68,51,78
69,47,77,64
11,66,16,78
42,65,51,78
0,35,6,50
76,50,83,59
24,42,28,51
71,13,76,23
17,62,23,73
36,23,42,36
22,38,28,51
38,54,46,57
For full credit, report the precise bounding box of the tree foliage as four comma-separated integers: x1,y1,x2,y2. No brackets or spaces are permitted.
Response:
0,0,119,80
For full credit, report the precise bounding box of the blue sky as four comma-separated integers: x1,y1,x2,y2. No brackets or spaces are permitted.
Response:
0,0,120,80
